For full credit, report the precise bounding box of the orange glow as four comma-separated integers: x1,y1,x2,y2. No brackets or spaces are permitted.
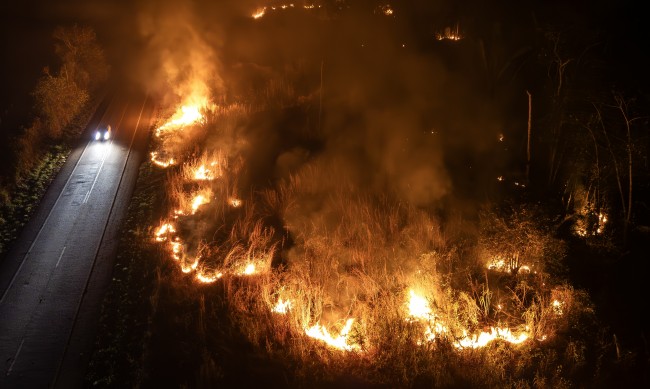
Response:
304,319,359,351
181,257,200,273
272,298,292,314
407,290,433,320
155,104,205,137
241,263,256,275
170,238,182,261
191,194,208,214
151,151,175,168
435,24,463,41
193,163,218,181
454,327,529,349
229,198,242,208
197,271,223,283
155,222,176,242
252,7,266,19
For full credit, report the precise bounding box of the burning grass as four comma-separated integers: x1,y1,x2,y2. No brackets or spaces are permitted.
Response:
134,69,620,387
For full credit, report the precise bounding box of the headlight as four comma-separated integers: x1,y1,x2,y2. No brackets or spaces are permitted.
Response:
95,131,101,140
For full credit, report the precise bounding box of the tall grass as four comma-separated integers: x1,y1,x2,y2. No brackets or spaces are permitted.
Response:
144,69,609,387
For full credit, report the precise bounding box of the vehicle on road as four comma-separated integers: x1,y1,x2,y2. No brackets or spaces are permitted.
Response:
94,125,111,141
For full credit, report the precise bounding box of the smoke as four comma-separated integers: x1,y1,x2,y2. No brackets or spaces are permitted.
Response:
132,0,223,108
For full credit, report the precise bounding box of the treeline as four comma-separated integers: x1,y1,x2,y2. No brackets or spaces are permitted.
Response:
17,24,108,177
0,24,109,253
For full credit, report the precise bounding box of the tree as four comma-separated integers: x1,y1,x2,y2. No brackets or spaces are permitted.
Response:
53,24,109,92
32,70,88,139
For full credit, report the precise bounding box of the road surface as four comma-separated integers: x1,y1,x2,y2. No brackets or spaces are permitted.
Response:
0,87,153,388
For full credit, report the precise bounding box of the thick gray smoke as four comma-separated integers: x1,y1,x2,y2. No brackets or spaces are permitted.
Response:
60,0,516,210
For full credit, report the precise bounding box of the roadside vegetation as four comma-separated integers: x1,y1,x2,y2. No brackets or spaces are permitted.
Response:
0,24,109,256
88,67,647,389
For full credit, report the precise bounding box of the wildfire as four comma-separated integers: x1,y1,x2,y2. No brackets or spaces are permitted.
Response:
273,298,293,314
454,327,529,349
182,257,200,273
252,7,266,19
196,271,223,283
375,4,394,16
435,24,463,41
574,208,609,237
155,104,205,137
251,4,320,19
304,318,359,351
552,299,564,315
191,194,209,214
407,290,433,320
241,263,256,275
193,163,218,181
155,222,176,242
151,151,175,168
170,238,183,261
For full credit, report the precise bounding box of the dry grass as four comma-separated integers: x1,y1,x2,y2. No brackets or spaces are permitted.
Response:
141,74,610,387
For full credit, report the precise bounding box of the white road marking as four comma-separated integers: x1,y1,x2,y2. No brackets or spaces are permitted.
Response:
0,141,92,304
55,247,67,268
7,338,25,375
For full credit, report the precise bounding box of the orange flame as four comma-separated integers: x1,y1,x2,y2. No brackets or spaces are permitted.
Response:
304,318,359,351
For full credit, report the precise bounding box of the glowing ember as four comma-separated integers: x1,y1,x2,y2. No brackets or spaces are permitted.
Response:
151,151,175,168
229,198,242,208
272,298,292,314
596,213,608,234
304,318,359,351
376,4,394,16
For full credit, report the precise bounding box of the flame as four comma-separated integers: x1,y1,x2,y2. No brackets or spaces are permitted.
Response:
155,222,176,242
181,257,200,273
252,4,319,19
155,104,205,137
376,5,394,16
435,24,463,41
552,299,564,315
191,194,208,214
273,298,292,314
454,327,529,349
407,290,433,320
304,318,359,351
170,238,183,261
252,7,266,18
197,271,223,283
241,263,256,275
229,198,242,208
151,151,175,168
193,164,218,181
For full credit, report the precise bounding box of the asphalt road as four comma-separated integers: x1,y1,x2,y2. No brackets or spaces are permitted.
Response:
0,87,153,388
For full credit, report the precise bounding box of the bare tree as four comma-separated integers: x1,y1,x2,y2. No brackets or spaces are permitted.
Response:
53,24,109,92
